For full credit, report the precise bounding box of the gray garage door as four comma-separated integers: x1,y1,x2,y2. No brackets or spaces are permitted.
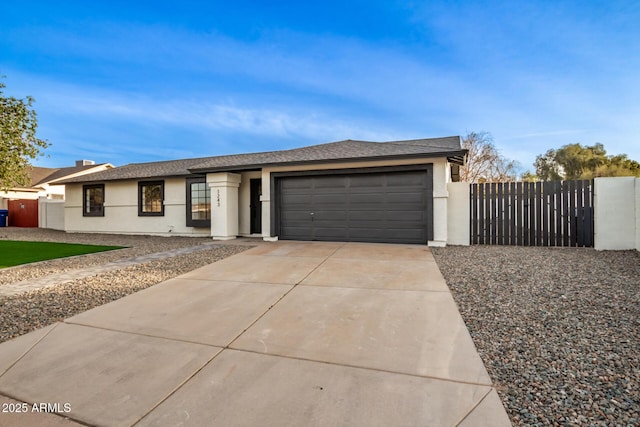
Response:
276,169,432,244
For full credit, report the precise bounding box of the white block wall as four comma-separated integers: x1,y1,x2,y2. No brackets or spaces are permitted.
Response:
447,182,470,245
594,177,637,250
636,179,640,251
38,198,65,230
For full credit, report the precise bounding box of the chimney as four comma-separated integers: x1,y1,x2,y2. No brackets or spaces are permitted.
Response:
75,160,95,167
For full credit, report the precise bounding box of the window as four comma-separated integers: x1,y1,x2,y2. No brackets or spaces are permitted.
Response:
186,177,211,227
138,181,164,216
83,184,105,217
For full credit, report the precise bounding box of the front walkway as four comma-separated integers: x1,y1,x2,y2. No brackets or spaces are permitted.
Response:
0,241,511,426
0,239,259,298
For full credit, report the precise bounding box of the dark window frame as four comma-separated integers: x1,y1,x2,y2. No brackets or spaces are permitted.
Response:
186,177,211,227
138,180,165,216
82,184,105,217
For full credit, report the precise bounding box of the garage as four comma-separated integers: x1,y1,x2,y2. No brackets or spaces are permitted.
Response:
274,166,433,244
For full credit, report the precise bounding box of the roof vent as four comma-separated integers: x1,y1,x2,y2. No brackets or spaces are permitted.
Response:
75,160,95,167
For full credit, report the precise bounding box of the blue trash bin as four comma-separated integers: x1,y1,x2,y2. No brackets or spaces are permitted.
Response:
0,209,8,227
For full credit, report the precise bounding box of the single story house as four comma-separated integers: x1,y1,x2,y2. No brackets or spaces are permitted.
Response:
58,137,467,246
1,161,113,227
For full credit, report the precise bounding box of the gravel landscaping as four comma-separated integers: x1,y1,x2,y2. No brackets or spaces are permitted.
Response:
432,246,639,427
0,228,215,286
0,228,253,343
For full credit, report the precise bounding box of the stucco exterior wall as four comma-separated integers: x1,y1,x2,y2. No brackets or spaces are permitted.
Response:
238,171,262,236
430,161,449,246
63,158,455,243
64,178,209,236
39,198,65,230
594,177,636,250
636,178,640,251
38,183,65,199
207,172,241,240
447,182,470,245
261,157,452,246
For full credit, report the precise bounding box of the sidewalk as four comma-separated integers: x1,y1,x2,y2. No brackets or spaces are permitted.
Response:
0,239,258,298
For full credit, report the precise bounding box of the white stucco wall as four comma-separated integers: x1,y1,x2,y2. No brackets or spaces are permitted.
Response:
64,178,209,236
261,157,452,246
594,177,637,250
207,173,241,240
39,198,65,230
447,182,470,245
38,183,65,199
636,178,640,251
430,161,449,246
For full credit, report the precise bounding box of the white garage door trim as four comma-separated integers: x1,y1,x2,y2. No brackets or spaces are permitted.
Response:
271,164,433,244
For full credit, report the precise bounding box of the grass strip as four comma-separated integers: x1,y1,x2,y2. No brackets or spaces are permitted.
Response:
0,240,124,268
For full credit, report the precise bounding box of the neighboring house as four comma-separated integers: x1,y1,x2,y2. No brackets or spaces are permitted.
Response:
0,161,113,227
58,137,467,246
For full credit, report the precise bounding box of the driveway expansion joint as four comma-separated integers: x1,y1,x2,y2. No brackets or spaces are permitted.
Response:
0,323,60,379
453,387,494,426
224,346,496,387
61,321,227,349
226,242,344,350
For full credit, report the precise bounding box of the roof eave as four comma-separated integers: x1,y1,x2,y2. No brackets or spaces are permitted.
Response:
447,151,468,166
56,172,198,185
188,151,468,174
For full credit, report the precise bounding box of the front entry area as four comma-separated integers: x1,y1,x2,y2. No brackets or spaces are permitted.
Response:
250,178,262,234
274,166,433,244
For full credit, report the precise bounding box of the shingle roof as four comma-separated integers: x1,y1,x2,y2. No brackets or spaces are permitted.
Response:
57,157,220,184
8,164,112,189
33,164,111,186
28,167,59,188
58,137,465,184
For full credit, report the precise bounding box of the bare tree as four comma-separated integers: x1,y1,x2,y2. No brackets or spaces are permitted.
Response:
460,131,519,182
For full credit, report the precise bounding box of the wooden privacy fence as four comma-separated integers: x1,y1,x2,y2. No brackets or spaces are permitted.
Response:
470,180,594,247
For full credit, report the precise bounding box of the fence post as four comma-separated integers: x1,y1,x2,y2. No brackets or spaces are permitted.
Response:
447,182,470,245
594,177,636,250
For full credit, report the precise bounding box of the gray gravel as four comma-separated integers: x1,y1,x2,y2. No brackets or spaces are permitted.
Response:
0,244,250,343
0,228,215,286
432,246,639,427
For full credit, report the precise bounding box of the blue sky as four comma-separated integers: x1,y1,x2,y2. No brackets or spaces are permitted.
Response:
1,1,639,173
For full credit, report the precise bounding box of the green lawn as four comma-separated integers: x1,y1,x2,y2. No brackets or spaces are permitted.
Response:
0,240,124,268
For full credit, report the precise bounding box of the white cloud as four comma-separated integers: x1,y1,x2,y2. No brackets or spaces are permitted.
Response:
9,11,640,168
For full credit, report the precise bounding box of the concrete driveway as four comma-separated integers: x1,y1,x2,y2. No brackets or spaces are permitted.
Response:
0,241,511,426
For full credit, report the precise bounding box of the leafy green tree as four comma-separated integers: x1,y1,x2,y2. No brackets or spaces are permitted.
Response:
533,143,640,180
533,149,563,181
520,170,539,182
0,77,50,191
597,154,640,178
